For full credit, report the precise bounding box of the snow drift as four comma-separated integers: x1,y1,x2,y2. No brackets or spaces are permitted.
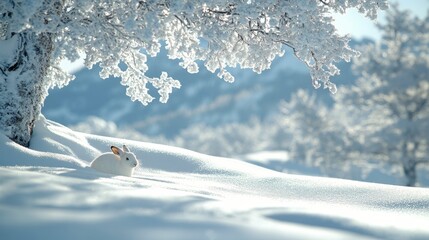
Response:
1,116,429,240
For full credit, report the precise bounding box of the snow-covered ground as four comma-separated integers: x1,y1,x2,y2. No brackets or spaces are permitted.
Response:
1,117,429,240
239,151,429,187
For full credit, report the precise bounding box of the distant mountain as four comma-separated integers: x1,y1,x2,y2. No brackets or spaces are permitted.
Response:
43,39,368,137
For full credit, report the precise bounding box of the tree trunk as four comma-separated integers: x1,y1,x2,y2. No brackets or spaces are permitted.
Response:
0,31,54,147
403,163,417,187
401,141,417,187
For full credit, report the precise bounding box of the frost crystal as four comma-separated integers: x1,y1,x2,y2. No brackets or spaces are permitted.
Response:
150,72,181,103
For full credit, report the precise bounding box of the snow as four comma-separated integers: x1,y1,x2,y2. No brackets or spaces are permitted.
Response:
0,34,18,64
239,151,323,176
238,151,417,186
1,116,429,240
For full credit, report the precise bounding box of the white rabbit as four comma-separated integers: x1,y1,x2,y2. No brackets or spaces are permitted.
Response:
90,145,139,177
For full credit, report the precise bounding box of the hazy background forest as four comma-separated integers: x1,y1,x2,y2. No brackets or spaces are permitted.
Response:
43,1,429,186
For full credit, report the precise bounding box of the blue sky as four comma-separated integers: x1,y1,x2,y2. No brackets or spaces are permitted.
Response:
334,0,429,40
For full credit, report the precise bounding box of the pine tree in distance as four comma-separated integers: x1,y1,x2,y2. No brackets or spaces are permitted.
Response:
0,0,387,147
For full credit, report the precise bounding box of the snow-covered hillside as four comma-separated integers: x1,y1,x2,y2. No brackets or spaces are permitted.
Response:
43,40,366,138
43,49,310,137
1,117,429,240
240,151,429,187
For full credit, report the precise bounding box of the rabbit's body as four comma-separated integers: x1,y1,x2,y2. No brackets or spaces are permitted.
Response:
90,145,139,177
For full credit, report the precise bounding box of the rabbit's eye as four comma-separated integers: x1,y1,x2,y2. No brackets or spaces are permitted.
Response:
126,157,129,161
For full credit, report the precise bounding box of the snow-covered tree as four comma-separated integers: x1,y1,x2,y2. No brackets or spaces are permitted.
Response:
0,0,387,147
279,90,355,175
173,118,268,157
341,5,429,186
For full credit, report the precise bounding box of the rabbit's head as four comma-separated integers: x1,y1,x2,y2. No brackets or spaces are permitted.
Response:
111,145,139,169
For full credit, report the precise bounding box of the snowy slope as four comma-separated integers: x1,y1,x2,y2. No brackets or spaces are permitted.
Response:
1,117,429,240
239,151,429,186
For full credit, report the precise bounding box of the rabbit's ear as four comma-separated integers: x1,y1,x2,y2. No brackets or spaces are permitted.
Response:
123,145,130,152
111,146,123,156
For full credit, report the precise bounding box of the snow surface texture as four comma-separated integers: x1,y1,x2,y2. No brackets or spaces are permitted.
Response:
1,116,429,240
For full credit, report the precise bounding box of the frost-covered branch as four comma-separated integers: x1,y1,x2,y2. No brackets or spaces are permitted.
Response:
1,0,387,105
